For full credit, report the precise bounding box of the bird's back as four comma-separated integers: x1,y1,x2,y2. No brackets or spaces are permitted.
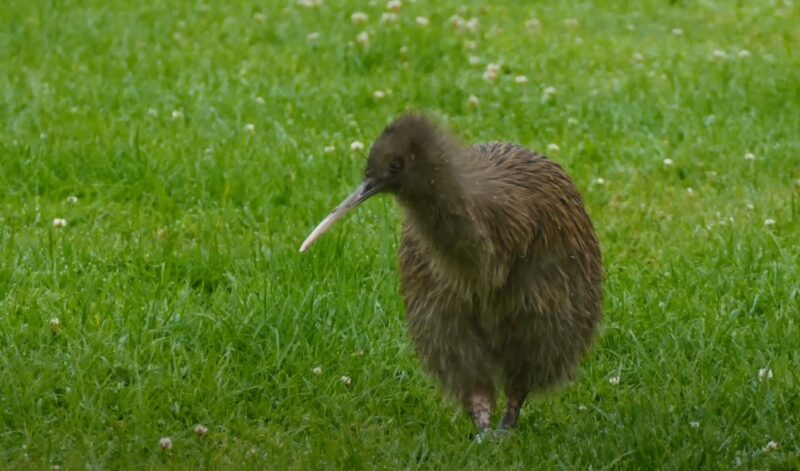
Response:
466,141,598,263
400,140,601,292
472,142,535,161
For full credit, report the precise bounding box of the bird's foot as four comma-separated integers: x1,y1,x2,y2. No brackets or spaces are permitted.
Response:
473,428,508,443
498,412,519,431
498,388,527,431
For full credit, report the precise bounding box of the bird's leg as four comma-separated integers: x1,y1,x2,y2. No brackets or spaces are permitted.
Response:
467,392,493,436
498,388,529,430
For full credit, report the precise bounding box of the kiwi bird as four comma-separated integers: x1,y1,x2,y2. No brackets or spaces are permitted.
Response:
300,113,603,437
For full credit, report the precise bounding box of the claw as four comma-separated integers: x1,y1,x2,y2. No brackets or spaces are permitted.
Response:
473,428,507,443
474,430,490,444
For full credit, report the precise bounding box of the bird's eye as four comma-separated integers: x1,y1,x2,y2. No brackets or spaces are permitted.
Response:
389,158,403,174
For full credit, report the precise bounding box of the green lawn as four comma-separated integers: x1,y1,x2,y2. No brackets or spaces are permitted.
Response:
1,0,799,469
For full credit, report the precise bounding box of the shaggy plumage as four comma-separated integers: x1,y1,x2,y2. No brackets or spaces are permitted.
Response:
301,113,603,435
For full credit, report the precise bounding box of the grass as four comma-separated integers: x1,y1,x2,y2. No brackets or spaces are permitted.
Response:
1,0,799,468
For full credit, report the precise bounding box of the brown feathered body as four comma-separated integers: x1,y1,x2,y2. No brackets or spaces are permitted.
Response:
302,114,603,433
383,119,603,420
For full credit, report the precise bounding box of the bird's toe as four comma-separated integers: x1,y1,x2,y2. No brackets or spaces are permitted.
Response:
473,428,508,444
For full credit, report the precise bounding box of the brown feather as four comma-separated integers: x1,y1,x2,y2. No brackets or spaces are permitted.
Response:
305,112,603,434
384,115,603,427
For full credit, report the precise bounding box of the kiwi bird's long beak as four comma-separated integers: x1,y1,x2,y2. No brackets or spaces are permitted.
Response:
299,179,382,252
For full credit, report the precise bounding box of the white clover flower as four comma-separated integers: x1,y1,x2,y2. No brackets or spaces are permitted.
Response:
465,17,479,32
764,219,776,226
514,75,529,84
468,55,480,65
350,141,365,151
608,375,620,385
381,12,398,23
415,16,429,27
373,90,386,100
52,218,67,228
194,424,208,436
171,110,183,120
672,28,683,36
340,375,352,385
738,49,751,59
49,317,61,333
307,32,320,42
450,14,465,29
312,366,322,375
744,152,755,160
66,195,78,204
689,421,700,428
159,437,173,450
593,177,606,185
147,108,158,117
686,187,693,195
467,95,480,107
577,404,587,411
351,12,368,24
482,63,500,82
255,96,266,105
712,49,726,59
356,32,370,46
763,440,779,452
758,368,773,381
547,143,560,154
663,158,674,166
387,0,401,12
526,18,541,31
244,124,255,133
543,86,557,97
323,146,334,154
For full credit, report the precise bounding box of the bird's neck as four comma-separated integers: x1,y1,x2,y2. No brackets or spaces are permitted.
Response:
397,152,487,264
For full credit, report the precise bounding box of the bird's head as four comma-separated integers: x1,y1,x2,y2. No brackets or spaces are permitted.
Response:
300,113,454,252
